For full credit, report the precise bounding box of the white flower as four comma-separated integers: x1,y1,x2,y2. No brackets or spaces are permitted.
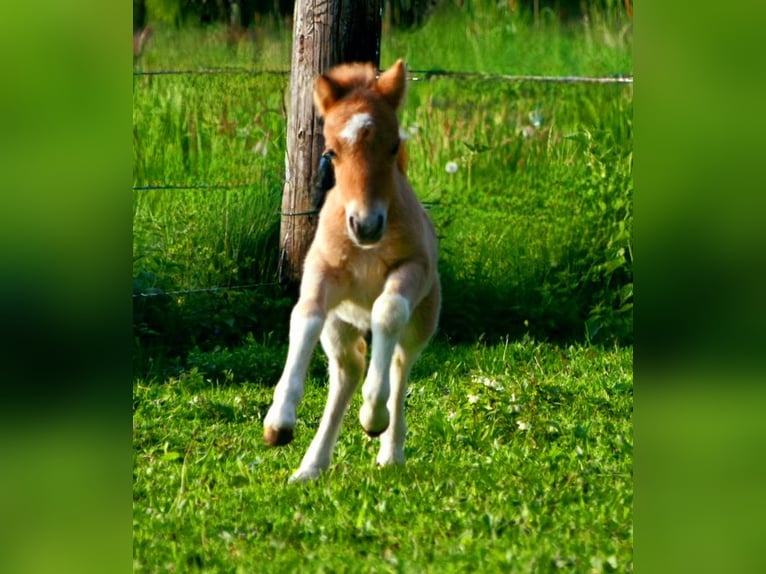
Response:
445,161,459,174
472,375,505,392
517,421,530,431
408,124,420,136
467,393,480,404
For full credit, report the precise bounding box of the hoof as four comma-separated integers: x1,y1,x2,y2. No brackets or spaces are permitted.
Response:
359,404,389,437
365,427,387,438
263,426,294,446
288,467,322,483
377,450,405,467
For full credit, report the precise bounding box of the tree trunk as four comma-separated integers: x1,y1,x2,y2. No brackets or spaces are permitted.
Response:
279,0,382,288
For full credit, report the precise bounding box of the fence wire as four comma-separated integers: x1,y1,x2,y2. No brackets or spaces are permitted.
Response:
134,67,633,84
133,282,281,299
133,184,256,191
133,65,632,300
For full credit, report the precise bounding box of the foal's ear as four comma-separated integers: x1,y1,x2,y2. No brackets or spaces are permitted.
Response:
314,74,342,117
375,59,407,111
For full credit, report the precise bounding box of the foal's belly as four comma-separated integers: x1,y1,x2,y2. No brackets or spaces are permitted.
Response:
332,300,373,332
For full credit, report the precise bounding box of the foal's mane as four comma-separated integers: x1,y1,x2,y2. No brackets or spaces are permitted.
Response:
314,62,409,177
320,63,378,105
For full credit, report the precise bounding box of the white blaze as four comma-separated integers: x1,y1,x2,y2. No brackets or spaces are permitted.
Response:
340,113,374,144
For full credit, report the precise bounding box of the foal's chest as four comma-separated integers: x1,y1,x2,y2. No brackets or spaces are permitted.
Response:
331,250,392,331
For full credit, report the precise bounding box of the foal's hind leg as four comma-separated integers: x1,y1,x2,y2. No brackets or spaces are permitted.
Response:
290,314,366,483
376,342,419,466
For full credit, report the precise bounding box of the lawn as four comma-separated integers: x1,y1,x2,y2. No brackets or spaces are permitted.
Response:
133,340,632,572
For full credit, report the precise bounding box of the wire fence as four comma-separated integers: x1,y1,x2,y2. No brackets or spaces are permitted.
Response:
133,66,632,300
133,184,256,191
133,67,633,84
133,282,281,299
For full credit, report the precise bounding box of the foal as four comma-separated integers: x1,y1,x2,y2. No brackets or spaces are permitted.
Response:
263,59,441,482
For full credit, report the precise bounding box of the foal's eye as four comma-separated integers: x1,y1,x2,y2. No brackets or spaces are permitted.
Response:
391,140,400,156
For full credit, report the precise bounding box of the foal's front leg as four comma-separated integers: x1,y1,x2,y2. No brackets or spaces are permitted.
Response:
359,291,410,436
359,259,432,438
263,296,325,446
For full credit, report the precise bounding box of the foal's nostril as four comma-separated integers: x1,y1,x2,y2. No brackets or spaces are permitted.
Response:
348,215,359,236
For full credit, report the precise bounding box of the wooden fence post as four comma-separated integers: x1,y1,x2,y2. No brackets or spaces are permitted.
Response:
279,0,382,288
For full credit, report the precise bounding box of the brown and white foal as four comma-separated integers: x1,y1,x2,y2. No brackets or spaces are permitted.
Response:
263,59,440,482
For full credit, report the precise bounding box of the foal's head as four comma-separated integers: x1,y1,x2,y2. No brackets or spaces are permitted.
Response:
314,60,407,247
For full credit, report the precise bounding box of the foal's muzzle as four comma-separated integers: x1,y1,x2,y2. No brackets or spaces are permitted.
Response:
348,211,386,246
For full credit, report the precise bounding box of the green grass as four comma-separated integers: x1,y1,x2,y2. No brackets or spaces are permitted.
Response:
382,1,632,76
133,339,633,572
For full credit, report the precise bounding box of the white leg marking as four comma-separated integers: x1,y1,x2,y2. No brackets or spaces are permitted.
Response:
377,347,411,466
290,357,361,482
360,293,410,435
264,311,323,437
291,319,365,482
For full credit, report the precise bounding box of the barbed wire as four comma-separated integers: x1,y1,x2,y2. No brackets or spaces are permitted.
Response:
133,281,281,299
133,66,630,301
133,68,288,77
133,184,256,191
131,183,317,216
410,70,632,84
134,67,633,84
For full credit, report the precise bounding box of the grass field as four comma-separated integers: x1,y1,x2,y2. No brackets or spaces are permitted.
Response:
134,2,632,571
134,340,632,572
